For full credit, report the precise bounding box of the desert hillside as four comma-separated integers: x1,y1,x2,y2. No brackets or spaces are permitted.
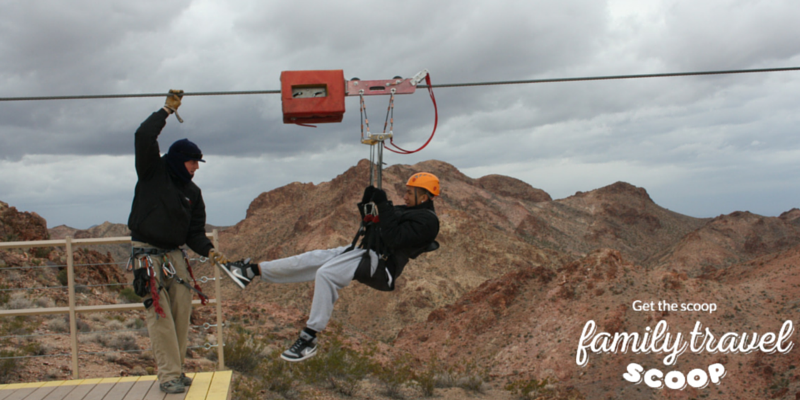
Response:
2,160,799,399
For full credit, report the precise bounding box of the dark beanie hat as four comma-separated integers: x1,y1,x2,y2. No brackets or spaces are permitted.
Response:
165,138,204,182
167,138,205,163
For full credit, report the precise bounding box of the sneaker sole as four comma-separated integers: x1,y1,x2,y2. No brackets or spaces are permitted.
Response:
215,263,247,289
280,348,317,362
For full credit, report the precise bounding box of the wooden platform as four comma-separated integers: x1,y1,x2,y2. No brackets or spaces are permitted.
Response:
0,371,232,400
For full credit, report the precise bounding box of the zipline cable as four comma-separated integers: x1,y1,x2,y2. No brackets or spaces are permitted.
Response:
417,66,800,89
1,67,798,102
0,89,280,102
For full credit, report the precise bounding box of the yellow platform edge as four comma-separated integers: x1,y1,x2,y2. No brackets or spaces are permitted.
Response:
0,371,231,399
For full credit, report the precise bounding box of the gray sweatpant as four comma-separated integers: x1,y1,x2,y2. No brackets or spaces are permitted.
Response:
258,246,378,332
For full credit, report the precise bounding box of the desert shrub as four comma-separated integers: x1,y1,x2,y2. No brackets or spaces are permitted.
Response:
375,353,415,398
22,341,49,356
506,377,554,399
90,332,139,351
0,286,9,306
105,320,125,331
32,247,51,259
455,359,489,393
119,287,142,304
224,328,266,375
108,333,139,351
124,317,146,330
414,355,441,397
6,293,33,310
232,375,267,400
140,351,154,362
1,316,34,336
35,296,55,308
46,317,70,333
296,333,372,396
0,350,18,383
44,368,60,380
76,317,91,332
4,271,20,282
57,269,69,286
258,349,300,397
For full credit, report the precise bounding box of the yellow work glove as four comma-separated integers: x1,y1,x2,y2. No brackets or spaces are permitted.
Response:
209,249,229,265
164,89,183,113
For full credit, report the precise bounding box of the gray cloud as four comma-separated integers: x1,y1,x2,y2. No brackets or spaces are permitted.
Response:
1,0,800,228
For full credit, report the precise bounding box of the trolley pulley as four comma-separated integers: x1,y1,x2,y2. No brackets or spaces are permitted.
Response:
280,69,437,188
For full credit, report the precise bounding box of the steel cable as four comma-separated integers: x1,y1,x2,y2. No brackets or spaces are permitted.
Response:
0,67,797,102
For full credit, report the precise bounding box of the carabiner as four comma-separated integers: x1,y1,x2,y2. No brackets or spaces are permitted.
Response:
162,256,176,278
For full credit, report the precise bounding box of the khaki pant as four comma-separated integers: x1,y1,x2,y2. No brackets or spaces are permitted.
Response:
132,241,192,385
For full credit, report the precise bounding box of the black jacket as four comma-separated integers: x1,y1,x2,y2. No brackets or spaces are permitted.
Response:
127,109,214,256
355,199,439,289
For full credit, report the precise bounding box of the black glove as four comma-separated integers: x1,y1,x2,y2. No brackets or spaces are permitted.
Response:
361,185,376,203
371,188,388,204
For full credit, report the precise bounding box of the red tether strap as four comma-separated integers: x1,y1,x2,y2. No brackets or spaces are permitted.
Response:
385,74,438,154
147,260,166,318
185,257,208,306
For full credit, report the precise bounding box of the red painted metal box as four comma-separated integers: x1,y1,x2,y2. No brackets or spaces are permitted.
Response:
281,70,346,124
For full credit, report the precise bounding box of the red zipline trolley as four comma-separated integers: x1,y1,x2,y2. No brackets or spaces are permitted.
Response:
280,69,438,188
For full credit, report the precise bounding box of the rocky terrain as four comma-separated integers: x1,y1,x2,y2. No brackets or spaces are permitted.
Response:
1,160,799,399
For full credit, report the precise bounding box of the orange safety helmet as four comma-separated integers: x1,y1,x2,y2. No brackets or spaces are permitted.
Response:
406,172,440,197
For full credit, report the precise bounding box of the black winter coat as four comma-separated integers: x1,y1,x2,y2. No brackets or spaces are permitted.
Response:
127,109,214,256
355,199,439,290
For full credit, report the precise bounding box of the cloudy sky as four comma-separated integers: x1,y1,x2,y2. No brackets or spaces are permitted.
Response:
1,0,799,229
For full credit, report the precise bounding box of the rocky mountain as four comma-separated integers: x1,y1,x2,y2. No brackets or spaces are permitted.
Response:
216,160,716,341
646,210,800,277
215,159,799,398
49,221,134,263
47,222,230,265
2,159,799,399
1,201,48,242
483,180,710,264
218,159,567,342
393,245,800,399
0,203,125,302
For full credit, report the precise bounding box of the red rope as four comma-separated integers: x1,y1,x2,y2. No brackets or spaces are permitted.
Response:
185,258,208,306
147,260,166,318
385,74,438,154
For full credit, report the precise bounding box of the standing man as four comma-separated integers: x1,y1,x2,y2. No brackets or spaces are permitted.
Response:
127,90,227,393
219,173,441,362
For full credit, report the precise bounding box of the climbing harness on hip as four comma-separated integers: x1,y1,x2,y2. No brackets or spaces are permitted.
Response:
127,247,210,319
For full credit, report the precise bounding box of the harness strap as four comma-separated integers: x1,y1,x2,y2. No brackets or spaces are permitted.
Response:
183,254,208,305
144,257,166,318
344,223,365,253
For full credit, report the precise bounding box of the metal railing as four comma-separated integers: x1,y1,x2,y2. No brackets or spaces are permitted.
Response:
0,231,226,378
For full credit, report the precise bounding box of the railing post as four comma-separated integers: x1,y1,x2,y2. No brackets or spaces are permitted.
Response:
66,236,79,378
213,229,225,369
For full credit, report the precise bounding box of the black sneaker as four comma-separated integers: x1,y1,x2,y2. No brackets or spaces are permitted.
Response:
159,379,186,394
281,331,318,362
217,258,256,289
180,372,192,386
